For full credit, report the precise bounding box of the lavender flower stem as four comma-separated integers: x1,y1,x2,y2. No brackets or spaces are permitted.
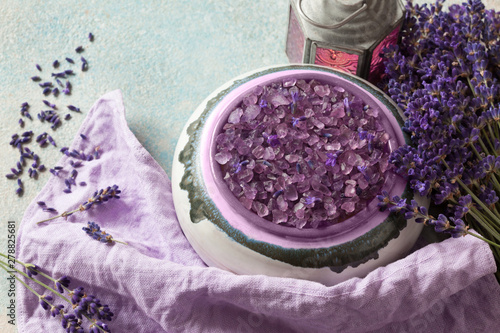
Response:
485,126,498,152
470,206,500,234
36,208,80,224
484,134,497,157
0,262,41,297
465,231,500,249
468,209,500,243
478,137,493,156
0,259,71,303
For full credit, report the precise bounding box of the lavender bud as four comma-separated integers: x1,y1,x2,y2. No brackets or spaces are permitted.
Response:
65,57,74,64
75,46,84,53
36,64,42,71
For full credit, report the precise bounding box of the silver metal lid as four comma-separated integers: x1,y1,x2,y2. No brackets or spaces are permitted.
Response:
294,0,404,50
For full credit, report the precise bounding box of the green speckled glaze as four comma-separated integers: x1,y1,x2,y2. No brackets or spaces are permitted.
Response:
178,65,413,271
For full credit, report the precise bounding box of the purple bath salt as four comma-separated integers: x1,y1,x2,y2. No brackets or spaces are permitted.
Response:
215,78,393,229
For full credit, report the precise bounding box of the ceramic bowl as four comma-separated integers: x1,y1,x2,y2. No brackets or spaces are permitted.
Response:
172,64,424,286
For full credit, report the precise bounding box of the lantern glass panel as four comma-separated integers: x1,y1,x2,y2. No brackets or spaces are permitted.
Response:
368,25,401,82
286,7,305,64
314,47,359,75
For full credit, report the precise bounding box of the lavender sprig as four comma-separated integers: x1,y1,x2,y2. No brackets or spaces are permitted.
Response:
82,222,128,245
0,253,113,333
36,185,121,224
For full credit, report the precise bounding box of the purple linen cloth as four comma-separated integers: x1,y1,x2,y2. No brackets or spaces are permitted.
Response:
16,90,500,332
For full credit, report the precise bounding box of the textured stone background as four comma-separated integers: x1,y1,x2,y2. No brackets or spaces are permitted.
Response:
0,0,498,331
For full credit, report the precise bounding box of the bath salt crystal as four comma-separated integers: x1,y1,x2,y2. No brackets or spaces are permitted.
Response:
215,77,393,229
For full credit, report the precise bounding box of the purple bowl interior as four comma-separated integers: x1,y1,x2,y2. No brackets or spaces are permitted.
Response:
200,69,406,246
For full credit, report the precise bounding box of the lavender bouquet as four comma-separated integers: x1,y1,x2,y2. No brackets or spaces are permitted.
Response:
379,0,500,280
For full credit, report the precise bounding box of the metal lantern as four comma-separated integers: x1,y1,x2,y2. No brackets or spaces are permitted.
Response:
285,0,405,83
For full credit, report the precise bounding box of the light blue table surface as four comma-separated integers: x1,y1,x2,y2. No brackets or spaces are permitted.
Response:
0,0,496,331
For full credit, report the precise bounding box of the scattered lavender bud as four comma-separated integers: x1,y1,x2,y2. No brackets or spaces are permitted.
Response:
31,76,41,81
17,161,22,170
62,81,71,95
43,100,57,109
70,169,78,179
37,201,46,207
28,168,33,178
60,147,68,153
47,135,56,147
32,169,38,178
88,32,94,41
70,160,82,168
36,132,47,142
79,181,87,186
54,166,63,170
80,134,87,140
32,162,38,168
33,154,39,161
52,87,59,96
39,138,47,146
64,114,71,120
81,57,88,72
67,105,80,112
11,168,19,175
42,87,51,95
19,118,24,127
75,46,84,53
51,72,66,78
17,178,23,187
93,147,100,159
5,174,16,179
52,60,60,68
39,82,53,87
86,155,94,161
16,187,23,196
64,69,74,75
43,207,57,213
65,57,74,64
63,188,71,194
38,164,45,171
36,64,42,71
56,78,64,87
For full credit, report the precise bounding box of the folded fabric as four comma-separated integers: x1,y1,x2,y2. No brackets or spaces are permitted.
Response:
16,90,500,332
